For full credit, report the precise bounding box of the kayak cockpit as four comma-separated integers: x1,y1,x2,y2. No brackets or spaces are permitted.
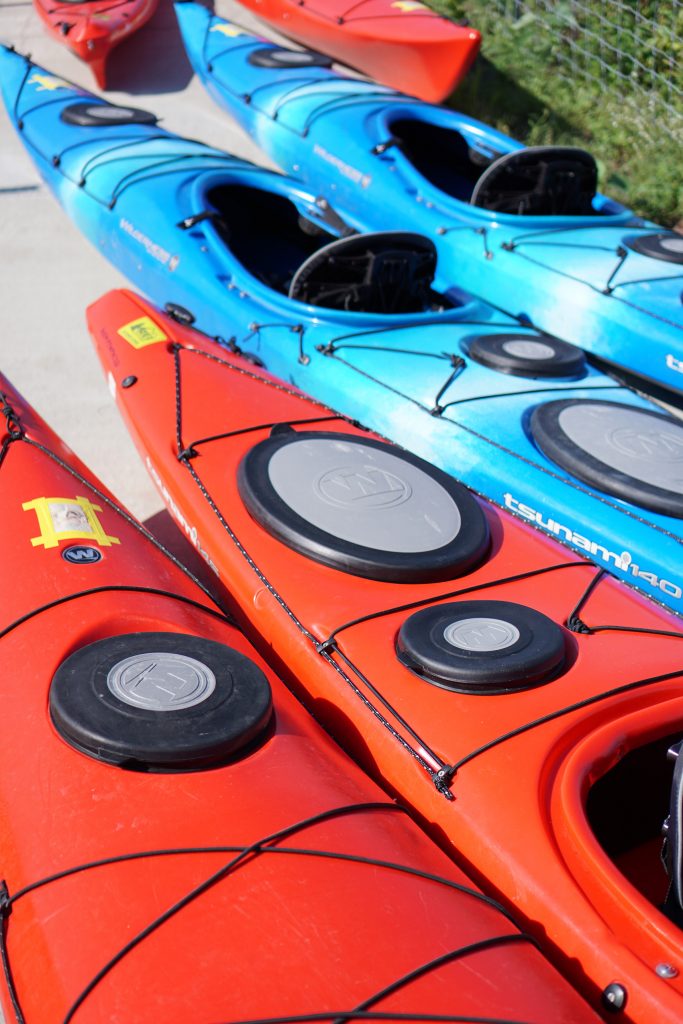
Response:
205,183,333,294
384,116,604,217
203,182,453,313
587,730,676,912
555,708,683,951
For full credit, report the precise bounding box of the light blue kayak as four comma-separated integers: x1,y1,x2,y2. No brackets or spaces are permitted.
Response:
173,0,683,399
2,42,682,615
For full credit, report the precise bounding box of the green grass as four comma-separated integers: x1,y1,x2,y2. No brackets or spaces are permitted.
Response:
436,1,683,227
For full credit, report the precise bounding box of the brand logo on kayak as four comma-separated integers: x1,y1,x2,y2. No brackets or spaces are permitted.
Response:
145,458,220,577
28,73,70,92
119,219,179,270
118,316,168,349
210,22,245,38
503,492,682,601
23,496,120,550
107,652,216,711
62,544,103,564
666,354,683,375
313,144,372,189
317,466,411,508
608,425,683,460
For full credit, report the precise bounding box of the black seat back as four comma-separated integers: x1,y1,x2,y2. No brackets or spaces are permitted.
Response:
288,232,437,314
471,146,598,216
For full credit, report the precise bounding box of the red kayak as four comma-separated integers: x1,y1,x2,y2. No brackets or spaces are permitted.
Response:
89,288,683,1024
32,0,157,87
0,370,606,1023
232,0,481,100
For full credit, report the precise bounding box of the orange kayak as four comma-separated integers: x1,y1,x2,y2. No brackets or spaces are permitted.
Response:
32,0,158,87
88,287,683,1024
0,371,602,1022
232,0,481,100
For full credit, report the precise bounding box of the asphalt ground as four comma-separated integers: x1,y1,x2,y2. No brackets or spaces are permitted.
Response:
0,0,287,528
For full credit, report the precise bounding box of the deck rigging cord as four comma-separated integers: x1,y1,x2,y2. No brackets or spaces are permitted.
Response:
0,802,539,1023
264,338,683,547
166,345,683,798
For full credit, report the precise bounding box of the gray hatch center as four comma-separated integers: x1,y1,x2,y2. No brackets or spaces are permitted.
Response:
557,404,683,493
86,106,133,120
444,617,521,652
107,652,217,711
502,339,556,360
268,438,462,552
272,50,312,63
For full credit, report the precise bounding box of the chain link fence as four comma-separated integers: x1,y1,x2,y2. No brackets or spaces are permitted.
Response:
488,1,682,140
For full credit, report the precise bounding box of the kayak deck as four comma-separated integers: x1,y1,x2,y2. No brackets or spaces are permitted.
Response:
88,287,683,1023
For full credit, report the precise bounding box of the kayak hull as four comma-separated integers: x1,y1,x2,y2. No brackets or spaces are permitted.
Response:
32,0,158,86
0,370,603,1022
2,43,681,616
88,287,683,1024
234,0,481,100
174,1,683,397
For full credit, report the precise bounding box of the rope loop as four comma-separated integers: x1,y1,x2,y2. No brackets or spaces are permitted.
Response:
1,396,24,440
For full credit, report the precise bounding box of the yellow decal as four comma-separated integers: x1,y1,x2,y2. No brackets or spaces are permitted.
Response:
210,22,244,37
22,497,120,549
28,73,71,92
391,1,428,10
118,316,168,349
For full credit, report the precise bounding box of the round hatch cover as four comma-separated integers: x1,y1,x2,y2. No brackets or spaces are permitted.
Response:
530,399,683,518
50,633,273,770
468,332,586,379
106,652,216,711
624,233,683,264
60,102,157,126
248,47,333,68
238,431,489,582
397,600,566,693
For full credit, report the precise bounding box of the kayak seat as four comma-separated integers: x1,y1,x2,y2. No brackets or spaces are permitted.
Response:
288,231,437,313
471,146,598,216
204,184,335,293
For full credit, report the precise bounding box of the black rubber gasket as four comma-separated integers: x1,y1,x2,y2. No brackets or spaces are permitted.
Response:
467,332,586,379
237,431,489,583
396,600,566,694
530,399,683,519
624,233,683,264
60,102,158,127
50,632,273,770
247,47,333,69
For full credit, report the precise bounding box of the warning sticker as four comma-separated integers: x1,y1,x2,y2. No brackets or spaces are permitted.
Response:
22,497,120,549
118,316,167,349
210,22,244,37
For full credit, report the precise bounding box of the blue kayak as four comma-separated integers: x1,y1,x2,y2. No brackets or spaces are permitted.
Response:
173,0,683,398
2,43,683,615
